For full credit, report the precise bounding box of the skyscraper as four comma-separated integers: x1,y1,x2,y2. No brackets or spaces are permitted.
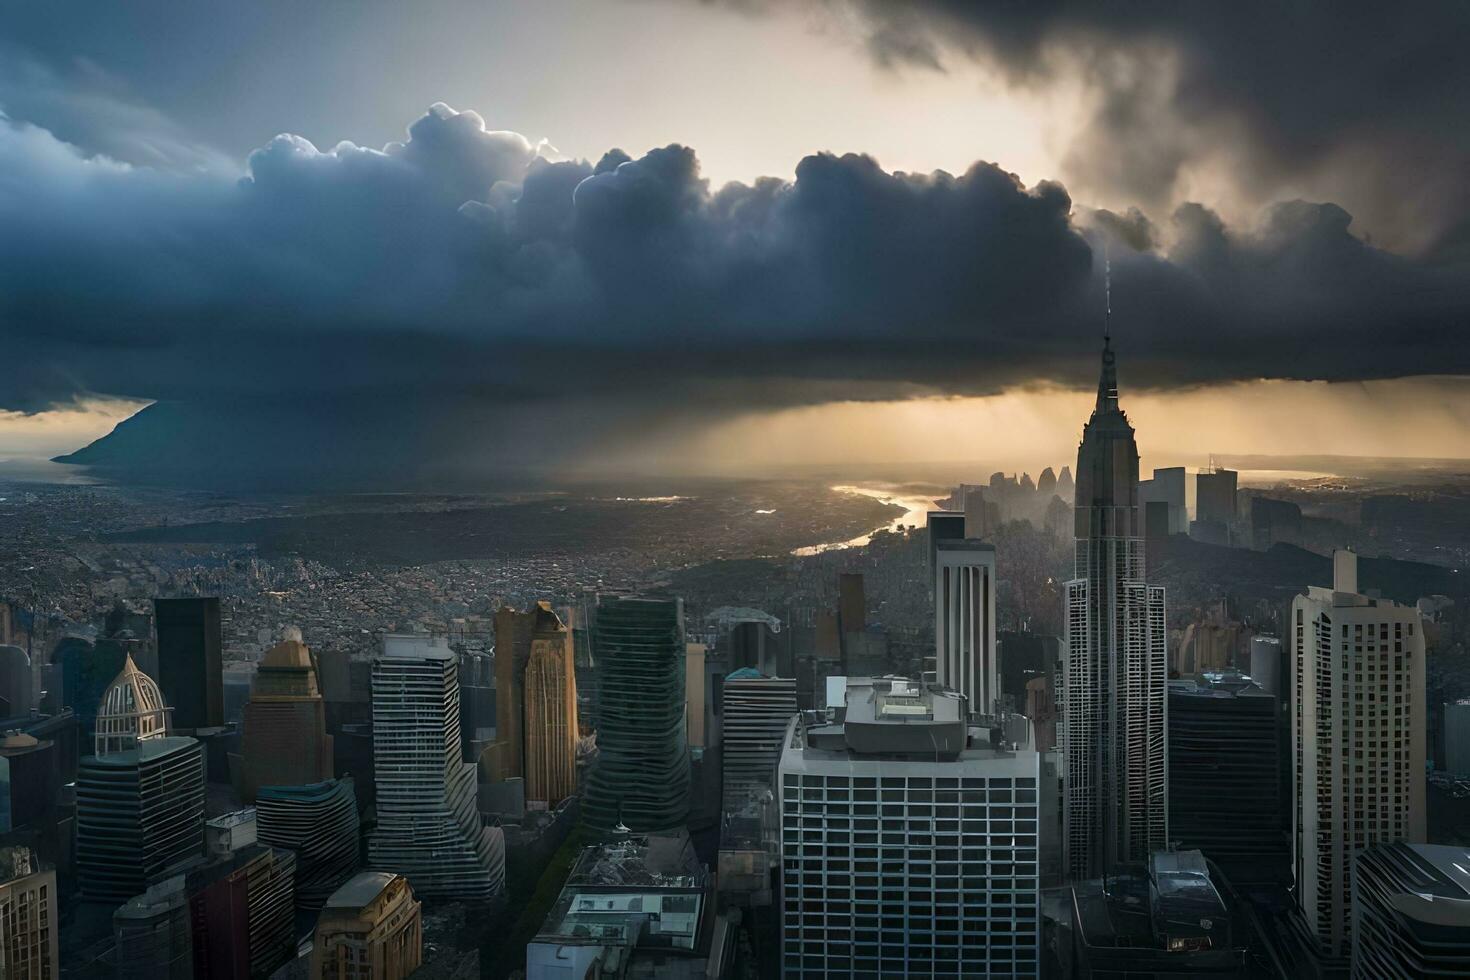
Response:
369,634,504,900
583,596,691,837
1168,676,1288,884
489,603,579,809
933,539,997,716
1292,549,1426,958
1063,337,1168,880
778,677,1041,977
240,634,333,800
720,672,797,807
256,777,361,911
76,657,206,902
154,597,224,732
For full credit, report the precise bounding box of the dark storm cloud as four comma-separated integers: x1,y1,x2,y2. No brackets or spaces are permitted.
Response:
735,1,1470,257
2,101,1469,429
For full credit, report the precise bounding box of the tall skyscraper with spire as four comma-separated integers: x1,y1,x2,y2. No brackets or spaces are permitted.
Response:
1062,337,1169,880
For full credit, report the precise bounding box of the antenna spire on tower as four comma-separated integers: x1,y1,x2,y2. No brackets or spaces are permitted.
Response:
1103,240,1112,345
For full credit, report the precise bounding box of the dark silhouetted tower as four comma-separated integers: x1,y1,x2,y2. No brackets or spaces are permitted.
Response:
153,598,223,732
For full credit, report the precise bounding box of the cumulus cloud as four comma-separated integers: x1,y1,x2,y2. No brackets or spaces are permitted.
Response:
729,1,1470,257
0,101,1467,480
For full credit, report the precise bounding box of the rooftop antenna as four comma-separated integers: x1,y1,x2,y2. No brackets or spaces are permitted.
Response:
1103,240,1112,345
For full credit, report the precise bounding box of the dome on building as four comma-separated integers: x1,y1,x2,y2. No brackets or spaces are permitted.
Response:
95,654,170,756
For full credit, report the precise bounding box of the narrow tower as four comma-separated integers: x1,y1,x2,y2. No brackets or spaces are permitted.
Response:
1062,337,1169,880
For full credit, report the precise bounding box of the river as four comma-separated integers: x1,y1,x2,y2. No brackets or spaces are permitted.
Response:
792,484,942,556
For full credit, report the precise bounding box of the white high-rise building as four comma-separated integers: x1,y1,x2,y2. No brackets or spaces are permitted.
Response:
778,677,1041,978
1291,550,1426,958
1062,338,1169,881
369,634,504,900
933,540,997,716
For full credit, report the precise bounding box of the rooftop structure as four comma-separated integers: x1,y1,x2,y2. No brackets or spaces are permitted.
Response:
94,653,170,755
1069,850,1251,977
526,832,714,979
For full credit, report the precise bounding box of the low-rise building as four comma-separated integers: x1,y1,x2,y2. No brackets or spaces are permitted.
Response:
310,871,422,980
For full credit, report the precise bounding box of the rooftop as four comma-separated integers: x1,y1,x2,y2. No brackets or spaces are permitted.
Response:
324,870,401,910
791,676,1031,761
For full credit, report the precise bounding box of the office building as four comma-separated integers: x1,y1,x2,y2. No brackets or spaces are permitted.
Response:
55,635,125,743
114,876,193,980
583,597,691,837
1168,677,1287,884
0,645,29,720
1250,635,1283,697
256,777,361,910
0,733,59,834
240,634,333,800
1068,850,1251,977
720,671,797,807
310,871,422,980
154,597,224,732
1196,467,1238,526
1063,338,1169,880
0,847,57,980
1137,466,1187,534
1291,549,1427,957
76,659,205,902
1352,842,1470,978
457,647,495,764
526,833,717,978
369,634,503,900
933,540,997,716
1443,699,1470,775
186,843,297,980
489,603,578,809
778,677,1041,977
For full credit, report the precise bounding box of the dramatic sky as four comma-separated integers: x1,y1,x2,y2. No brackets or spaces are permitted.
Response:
2,1,1468,478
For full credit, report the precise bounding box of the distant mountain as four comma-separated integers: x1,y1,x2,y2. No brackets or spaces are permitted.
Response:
54,398,563,491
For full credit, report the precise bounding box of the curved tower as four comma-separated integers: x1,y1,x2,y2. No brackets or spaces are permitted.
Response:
1063,338,1168,880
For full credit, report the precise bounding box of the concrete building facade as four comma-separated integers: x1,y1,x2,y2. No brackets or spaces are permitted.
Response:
311,872,422,980
933,540,997,717
778,677,1041,978
1291,550,1427,958
490,603,579,809
0,847,57,980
